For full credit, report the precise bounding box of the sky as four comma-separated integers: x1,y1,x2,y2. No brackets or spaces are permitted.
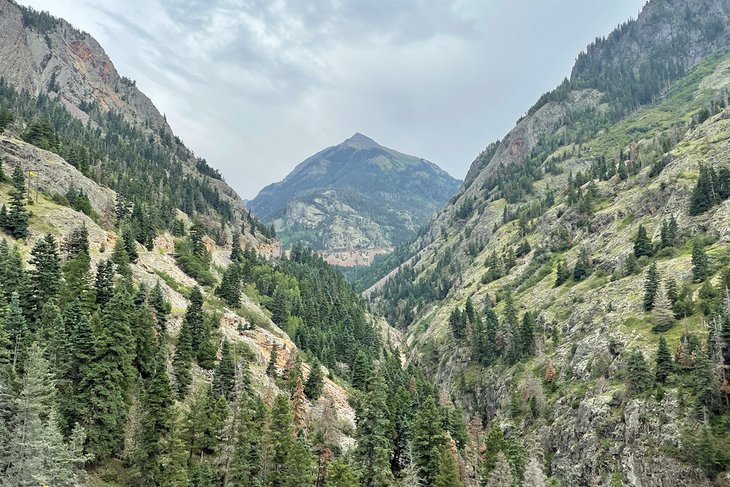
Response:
21,0,646,199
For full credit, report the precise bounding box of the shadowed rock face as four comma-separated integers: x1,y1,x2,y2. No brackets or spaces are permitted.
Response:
249,132,462,250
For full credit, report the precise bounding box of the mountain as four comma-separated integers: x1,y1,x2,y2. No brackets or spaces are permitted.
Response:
364,0,730,484
249,132,461,261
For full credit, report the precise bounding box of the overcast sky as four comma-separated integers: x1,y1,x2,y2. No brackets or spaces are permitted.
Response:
21,0,645,199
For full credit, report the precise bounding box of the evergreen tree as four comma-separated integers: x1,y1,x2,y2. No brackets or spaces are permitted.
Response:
692,239,709,282
230,231,242,261
268,394,297,486
304,359,324,401
643,262,659,311
94,260,115,308
122,226,139,263
111,236,132,279
288,433,316,486
326,458,359,487
519,311,535,356
267,344,279,378
56,300,95,435
449,307,466,339
150,280,171,331
351,351,372,391
412,395,447,485
216,263,241,307
6,165,28,239
85,288,135,458
660,215,678,248
132,343,174,485
690,165,717,215
554,258,570,286
27,233,61,320
228,396,266,487
633,224,653,257
172,318,193,399
131,288,156,379
624,348,653,395
6,344,89,486
572,247,592,281
5,292,28,372
213,340,236,401
354,370,395,487
654,335,673,384
434,447,463,487
187,287,206,351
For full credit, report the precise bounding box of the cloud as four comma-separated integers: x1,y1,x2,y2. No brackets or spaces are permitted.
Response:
18,0,645,199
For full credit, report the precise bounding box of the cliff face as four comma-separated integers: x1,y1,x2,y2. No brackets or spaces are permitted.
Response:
0,0,168,131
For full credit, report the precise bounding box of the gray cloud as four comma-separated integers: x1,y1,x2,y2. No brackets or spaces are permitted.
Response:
19,0,645,199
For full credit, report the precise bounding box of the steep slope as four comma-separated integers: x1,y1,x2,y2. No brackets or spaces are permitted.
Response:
0,0,257,237
369,0,730,485
249,133,461,259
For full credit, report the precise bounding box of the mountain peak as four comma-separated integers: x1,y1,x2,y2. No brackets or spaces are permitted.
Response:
343,132,380,149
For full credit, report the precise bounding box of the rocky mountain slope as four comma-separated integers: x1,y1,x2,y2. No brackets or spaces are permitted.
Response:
249,133,461,257
367,0,730,485
0,0,251,229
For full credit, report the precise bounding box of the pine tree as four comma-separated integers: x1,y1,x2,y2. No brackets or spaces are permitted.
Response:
304,359,324,401
660,215,678,248
132,343,174,485
618,159,628,180
132,288,156,378
230,231,242,261
187,286,206,351
269,393,297,486
412,395,447,485
27,233,61,320
94,260,115,308
554,258,570,286
450,307,466,339
654,335,673,384
327,458,359,487
7,344,90,486
690,165,717,215
172,318,193,399
85,288,135,458
633,224,653,258
288,433,316,486
625,348,653,395
572,247,592,281
351,351,372,391
7,165,28,239
122,225,139,263
228,396,266,487
217,263,241,307
643,262,659,311
652,285,675,332
213,340,236,401
354,370,395,487
520,311,535,356
111,236,132,279
5,292,28,372
56,300,95,435
150,280,171,331
267,344,279,378
434,447,463,487
692,238,709,282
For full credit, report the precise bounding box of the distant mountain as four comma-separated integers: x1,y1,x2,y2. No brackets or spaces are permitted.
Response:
249,133,461,254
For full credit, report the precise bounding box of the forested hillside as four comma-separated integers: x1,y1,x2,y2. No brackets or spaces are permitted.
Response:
364,0,730,485
0,2,472,486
